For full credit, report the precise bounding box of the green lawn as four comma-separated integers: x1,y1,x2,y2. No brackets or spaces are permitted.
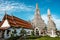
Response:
6,36,60,40
27,36,60,40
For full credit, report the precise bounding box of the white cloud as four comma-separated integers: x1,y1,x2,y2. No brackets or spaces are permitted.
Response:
0,1,34,12
27,15,34,21
0,1,35,21
54,18,60,30
42,14,47,24
0,5,14,11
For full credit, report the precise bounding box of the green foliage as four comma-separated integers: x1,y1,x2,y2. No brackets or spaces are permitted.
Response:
20,28,26,36
6,34,20,40
6,36,20,40
12,27,17,34
44,26,47,30
31,30,34,36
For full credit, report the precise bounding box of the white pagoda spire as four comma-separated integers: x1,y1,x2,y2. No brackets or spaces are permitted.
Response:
32,3,46,36
36,3,38,9
47,8,52,20
47,8,51,16
47,8,57,37
35,3,40,15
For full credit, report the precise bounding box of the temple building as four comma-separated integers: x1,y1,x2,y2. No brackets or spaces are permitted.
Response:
32,3,46,36
0,3,57,39
0,13,32,39
47,9,57,37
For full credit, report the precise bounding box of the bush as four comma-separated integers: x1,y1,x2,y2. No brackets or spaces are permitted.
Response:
6,36,20,40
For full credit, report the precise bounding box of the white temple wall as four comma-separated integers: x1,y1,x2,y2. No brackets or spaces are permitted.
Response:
4,28,32,39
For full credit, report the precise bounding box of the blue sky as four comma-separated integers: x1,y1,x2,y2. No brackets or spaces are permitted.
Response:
0,0,60,30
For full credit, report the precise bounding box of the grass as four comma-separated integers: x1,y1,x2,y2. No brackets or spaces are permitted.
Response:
36,36,60,40
27,36,60,40
6,35,60,40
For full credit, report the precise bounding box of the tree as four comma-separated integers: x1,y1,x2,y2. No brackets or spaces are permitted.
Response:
20,28,26,36
12,27,17,37
19,28,27,40
31,30,34,36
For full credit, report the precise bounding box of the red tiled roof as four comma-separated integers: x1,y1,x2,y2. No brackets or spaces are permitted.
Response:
0,14,32,30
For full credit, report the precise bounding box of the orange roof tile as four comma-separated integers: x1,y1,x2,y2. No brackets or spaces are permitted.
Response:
0,14,32,30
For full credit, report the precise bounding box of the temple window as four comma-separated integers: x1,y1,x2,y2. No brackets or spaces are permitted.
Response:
27,31,30,34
